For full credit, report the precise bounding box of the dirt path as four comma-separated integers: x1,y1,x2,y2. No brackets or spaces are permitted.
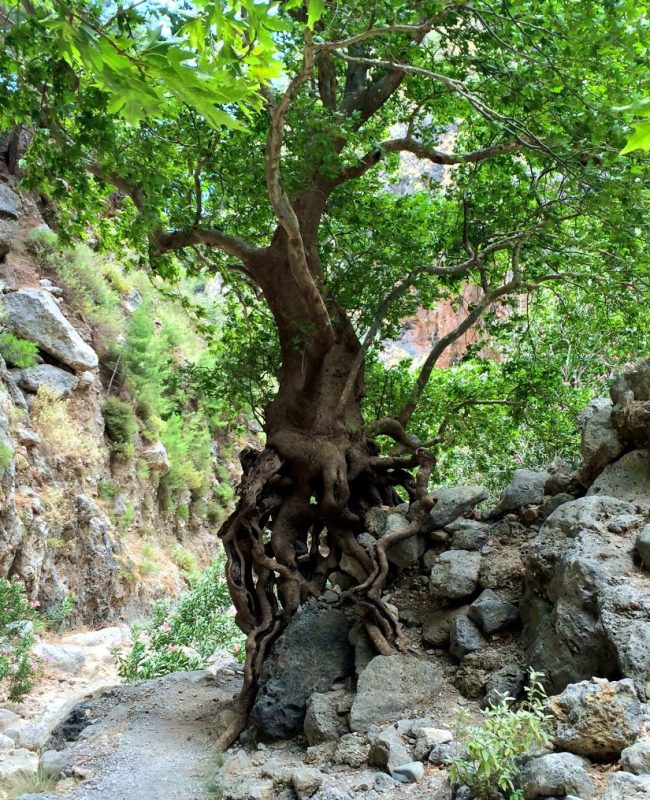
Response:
39,670,243,800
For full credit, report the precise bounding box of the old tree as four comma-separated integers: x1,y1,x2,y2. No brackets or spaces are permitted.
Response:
2,0,649,744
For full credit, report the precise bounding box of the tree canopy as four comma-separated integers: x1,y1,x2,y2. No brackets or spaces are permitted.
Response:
2,0,649,747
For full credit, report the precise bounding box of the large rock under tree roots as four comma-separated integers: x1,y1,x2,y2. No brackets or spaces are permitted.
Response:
249,604,354,740
349,655,444,732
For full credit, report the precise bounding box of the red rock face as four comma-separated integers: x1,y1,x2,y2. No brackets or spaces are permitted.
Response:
384,285,520,368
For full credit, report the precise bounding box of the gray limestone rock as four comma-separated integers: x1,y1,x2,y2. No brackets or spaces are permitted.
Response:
449,615,486,660
0,183,20,219
425,485,488,529
518,752,595,799
621,739,650,775
1,289,98,370
578,397,624,474
496,469,549,513
14,364,78,397
349,655,444,732
430,550,481,600
468,589,519,634
588,450,650,512
552,678,644,760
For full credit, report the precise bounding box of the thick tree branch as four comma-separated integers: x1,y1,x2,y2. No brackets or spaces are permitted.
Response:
330,137,521,186
316,8,463,51
265,29,335,356
153,227,259,263
397,272,522,426
331,52,554,157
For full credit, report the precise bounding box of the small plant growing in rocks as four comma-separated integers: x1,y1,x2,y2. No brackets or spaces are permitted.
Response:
113,557,245,682
0,331,38,368
0,577,39,701
450,670,553,799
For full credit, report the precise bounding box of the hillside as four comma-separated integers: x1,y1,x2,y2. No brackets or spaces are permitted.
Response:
0,170,251,625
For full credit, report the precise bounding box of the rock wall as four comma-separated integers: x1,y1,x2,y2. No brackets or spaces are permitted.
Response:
0,174,235,624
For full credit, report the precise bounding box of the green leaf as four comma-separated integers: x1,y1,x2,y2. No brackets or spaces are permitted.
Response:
307,0,324,28
621,119,650,153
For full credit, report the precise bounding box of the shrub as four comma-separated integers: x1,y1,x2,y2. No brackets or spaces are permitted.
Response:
450,670,553,800
0,577,39,701
43,593,76,634
26,225,58,256
0,332,38,369
31,387,102,464
113,558,245,682
102,396,137,457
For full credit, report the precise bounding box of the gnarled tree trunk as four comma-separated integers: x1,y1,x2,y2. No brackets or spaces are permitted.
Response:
213,242,433,749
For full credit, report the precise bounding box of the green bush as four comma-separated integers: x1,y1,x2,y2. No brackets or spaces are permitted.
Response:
0,577,39,701
102,396,137,457
450,671,553,799
0,332,38,369
113,558,245,682
42,593,76,634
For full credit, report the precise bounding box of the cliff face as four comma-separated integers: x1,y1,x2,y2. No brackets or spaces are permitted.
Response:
0,173,240,625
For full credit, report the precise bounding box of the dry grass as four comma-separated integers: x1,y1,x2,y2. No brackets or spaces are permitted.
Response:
6,768,58,799
31,386,102,465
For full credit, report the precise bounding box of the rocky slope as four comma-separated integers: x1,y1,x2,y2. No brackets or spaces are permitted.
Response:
0,172,240,625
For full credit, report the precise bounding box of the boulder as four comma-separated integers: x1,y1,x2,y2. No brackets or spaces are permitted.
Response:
14,364,78,397
292,768,323,799
578,397,624,475
521,496,648,693
391,762,425,783
518,752,595,799
430,550,481,599
495,469,549,513
552,678,644,760
1,289,98,370
413,727,453,761
599,583,650,693
32,641,85,675
482,665,525,708
449,615,486,660
611,358,650,404
588,450,650,512
368,728,411,773
424,485,488,530
621,739,650,775
0,184,20,220
381,513,424,568
349,655,444,732
141,441,170,476
332,733,371,768
304,692,349,745
635,526,650,568
468,589,519,634
0,709,21,733
0,747,39,789
448,519,490,551
250,604,354,739
422,606,468,647
600,771,650,800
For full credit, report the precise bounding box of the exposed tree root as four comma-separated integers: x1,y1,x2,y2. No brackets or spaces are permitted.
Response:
213,420,437,750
